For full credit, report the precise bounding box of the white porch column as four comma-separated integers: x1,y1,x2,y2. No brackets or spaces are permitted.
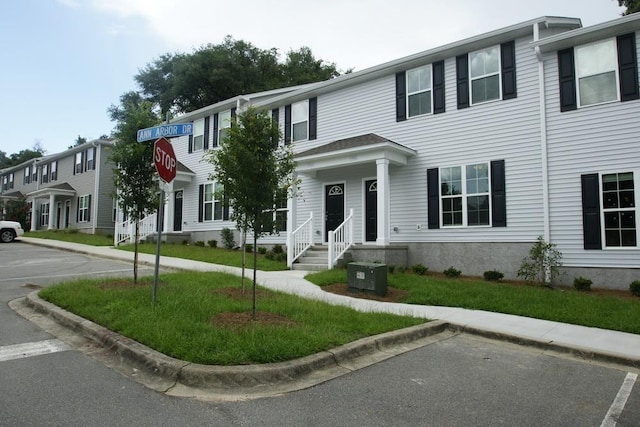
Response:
376,159,390,246
48,194,55,229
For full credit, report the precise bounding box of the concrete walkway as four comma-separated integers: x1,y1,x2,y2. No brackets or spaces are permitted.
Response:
17,237,640,368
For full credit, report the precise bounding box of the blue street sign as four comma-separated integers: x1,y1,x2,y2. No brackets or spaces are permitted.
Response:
137,123,193,142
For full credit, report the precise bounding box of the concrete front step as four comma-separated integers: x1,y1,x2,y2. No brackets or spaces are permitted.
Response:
292,263,328,271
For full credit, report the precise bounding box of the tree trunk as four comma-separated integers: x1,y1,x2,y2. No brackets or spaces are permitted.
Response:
241,229,246,294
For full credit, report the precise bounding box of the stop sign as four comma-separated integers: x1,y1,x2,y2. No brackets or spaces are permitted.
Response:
153,137,177,183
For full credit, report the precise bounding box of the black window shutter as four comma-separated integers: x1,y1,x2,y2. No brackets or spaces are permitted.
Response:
76,197,80,222
617,33,640,102
433,61,445,114
271,107,280,146
558,48,577,112
203,116,210,149
223,194,230,221
87,195,91,221
456,54,470,109
231,107,237,125
198,184,204,223
395,71,407,122
490,160,506,227
188,134,193,153
427,168,440,229
309,97,317,140
581,174,602,250
284,104,292,145
212,113,219,147
500,41,517,100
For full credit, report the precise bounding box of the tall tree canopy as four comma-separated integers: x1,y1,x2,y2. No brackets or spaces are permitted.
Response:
0,143,46,169
619,0,640,14
135,36,342,116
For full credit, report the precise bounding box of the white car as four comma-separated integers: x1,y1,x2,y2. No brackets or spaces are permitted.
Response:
0,220,24,243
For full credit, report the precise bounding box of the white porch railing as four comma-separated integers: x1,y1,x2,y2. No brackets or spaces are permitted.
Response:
287,212,313,268
114,214,157,246
328,208,354,269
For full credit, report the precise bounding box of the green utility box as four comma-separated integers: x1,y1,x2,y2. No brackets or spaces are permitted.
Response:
347,262,388,296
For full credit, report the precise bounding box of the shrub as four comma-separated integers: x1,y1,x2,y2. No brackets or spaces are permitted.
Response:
265,252,274,260
258,246,267,254
573,276,592,292
630,280,640,297
182,240,189,245
195,241,205,247
272,244,284,254
274,252,286,262
412,264,428,275
517,236,563,287
443,267,462,278
483,270,504,281
208,240,218,248
396,266,406,274
220,227,236,249
388,265,395,274
245,243,253,253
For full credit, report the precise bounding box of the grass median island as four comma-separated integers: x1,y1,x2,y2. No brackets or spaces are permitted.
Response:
38,271,425,365
306,269,640,335
25,230,114,246
117,242,288,271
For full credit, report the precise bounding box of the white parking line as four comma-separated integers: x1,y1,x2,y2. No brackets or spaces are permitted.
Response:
601,372,637,427
0,339,71,362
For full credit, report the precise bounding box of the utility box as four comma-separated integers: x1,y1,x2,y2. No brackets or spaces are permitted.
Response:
347,262,387,296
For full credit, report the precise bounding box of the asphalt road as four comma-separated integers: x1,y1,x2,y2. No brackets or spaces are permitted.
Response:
1,241,639,426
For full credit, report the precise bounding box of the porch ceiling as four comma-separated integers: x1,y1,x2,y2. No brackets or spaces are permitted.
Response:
294,133,416,175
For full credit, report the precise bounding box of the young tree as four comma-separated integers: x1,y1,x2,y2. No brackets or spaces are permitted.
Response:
108,91,160,282
206,106,298,319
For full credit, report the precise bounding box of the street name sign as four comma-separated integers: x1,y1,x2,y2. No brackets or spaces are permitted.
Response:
137,123,193,142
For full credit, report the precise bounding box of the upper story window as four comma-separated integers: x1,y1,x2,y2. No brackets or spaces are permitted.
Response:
42,164,49,183
284,98,317,144
75,152,83,174
193,118,205,151
24,167,30,184
407,65,432,117
86,148,95,170
558,33,639,112
218,110,232,143
32,164,37,181
1,175,7,190
51,161,57,181
456,41,516,109
470,46,501,104
292,101,308,142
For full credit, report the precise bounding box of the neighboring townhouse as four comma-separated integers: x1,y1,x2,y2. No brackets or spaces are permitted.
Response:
149,14,638,290
0,139,116,234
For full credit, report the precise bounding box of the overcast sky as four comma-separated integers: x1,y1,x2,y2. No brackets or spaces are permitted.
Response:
0,0,626,156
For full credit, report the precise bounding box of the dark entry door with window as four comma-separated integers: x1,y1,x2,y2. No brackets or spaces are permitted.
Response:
325,183,345,242
365,180,377,242
174,191,183,231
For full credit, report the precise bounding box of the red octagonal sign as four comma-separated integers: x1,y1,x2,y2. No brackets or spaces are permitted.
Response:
153,137,177,183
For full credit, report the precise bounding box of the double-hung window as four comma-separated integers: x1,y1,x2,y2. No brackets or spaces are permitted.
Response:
203,182,224,221
24,167,30,184
78,195,90,222
602,172,636,247
218,110,232,144
51,161,57,181
40,203,49,226
440,163,490,227
75,152,83,174
575,39,619,107
407,65,432,117
42,164,49,183
292,100,308,142
86,148,95,170
470,46,501,104
193,119,205,151
32,164,37,181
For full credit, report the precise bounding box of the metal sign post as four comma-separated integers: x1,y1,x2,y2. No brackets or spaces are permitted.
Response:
152,182,165,305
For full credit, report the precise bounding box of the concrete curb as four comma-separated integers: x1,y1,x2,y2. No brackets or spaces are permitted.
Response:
23,291,451,396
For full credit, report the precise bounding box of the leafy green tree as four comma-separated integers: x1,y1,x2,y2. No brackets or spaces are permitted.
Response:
135,36,341,116
108,91,160,282
68,135,88,150
0,144,45,169
206,106,298,319
619,0,640,14
2,197,29,228
517,236,563,287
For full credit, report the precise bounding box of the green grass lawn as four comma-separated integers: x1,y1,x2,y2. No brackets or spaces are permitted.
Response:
117,242,288,271
25,230,114,246
305,269,640,335
39,271,425,365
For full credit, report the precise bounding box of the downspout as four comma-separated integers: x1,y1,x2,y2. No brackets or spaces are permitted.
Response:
92,141,100,234
534,22,551,243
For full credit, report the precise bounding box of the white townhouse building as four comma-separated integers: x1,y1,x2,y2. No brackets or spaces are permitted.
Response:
141,14,639,290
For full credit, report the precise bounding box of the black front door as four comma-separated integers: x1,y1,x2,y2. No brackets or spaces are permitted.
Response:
325,183,344,242
56,203,62,229
174,191,183,231
64,201,70,228
365,180,377,242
